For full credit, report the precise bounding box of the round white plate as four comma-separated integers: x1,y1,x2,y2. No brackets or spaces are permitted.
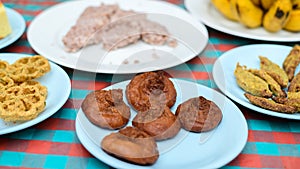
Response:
213,44,300,120
27,0,208,74
0,7,26,50
0,53,71,135
75,79,248,169
185,0,300,42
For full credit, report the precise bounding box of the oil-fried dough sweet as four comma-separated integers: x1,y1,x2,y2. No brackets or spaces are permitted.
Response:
132,106,181,140
249,69,286,98
81,89,130,129
288,72,300,92
175,96,222,132
101,126,159,165
234,63,272,98
273,92,300,112
244,93,297,114
259,56,289,88
0,90,46,122
126,71,176,112
283,45,300,81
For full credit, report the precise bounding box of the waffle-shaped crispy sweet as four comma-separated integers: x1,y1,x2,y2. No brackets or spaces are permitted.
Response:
0,91,46,122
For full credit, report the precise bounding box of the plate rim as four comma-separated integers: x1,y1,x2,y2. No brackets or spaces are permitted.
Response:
212,44,300,120
0,7,26,50
27,0,209,74
184,0,300,42
75,78,248,169
0,53,71,135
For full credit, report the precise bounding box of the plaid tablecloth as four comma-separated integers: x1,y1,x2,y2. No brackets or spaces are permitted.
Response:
1,0,300,168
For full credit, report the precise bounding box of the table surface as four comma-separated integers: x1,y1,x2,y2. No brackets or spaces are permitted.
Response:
1,0,300,169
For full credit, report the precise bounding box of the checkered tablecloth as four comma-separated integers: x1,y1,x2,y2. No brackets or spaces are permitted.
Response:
1,0,300,168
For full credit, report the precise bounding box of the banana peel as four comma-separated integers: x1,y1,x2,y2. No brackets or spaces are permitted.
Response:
263,0,292,32
210,0,238,21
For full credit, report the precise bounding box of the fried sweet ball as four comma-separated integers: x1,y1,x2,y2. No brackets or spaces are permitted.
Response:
259,56,289,88
244,93,297,114
132,106,181,140
175,96,222,133
101,126,159,165
126,71,176,112
283,45,300,81
81,89,130,129
234,63,272,98
288,72,300,92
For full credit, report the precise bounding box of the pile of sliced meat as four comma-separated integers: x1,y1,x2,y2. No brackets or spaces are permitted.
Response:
62,4,176,52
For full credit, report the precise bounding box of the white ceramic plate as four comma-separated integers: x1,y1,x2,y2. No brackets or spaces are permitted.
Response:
185,0,300,42
27,0,208,74
0,53,71,135
213,44,300,120
75,79,248,169
0,7,26,50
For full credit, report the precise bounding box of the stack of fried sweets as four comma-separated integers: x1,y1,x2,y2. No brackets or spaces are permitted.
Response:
81,71,223,165
0,55,50,122
234,45,300,114
211,0,300,32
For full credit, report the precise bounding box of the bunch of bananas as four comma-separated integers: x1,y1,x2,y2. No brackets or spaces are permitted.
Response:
211,0,300,32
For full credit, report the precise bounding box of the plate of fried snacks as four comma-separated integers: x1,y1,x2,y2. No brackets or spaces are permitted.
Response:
185,0,300,42
213,44,300,120
75,71,248,169
0,6,26,50
27,0,208,74
0,53,71,135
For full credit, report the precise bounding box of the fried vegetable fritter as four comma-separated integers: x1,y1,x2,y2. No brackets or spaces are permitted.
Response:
244,93,297,114
249,69,286,98
283,45,300,81
288,72,300,92
273,92,300,112
259,56,289,88
234,63,272,98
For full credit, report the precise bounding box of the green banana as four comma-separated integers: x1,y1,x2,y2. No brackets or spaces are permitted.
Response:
230,0,264,28
263,0,292,32
284,9,300,31
211,0,238,21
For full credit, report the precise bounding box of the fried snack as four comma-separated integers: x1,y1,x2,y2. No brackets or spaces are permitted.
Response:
8,55,51,82
234,63,272,98
0,90,46,122
259,56,289,88
0,75,15,92
81,89,130,129
283,45,300,81
0,60,9,70
19,81,48,98
249,69,286,98
132,106,181,140
126,71,176,112
273,92,300,112
175,96,222,133
101,126,159,165
244,93,297,114
288,72,300,92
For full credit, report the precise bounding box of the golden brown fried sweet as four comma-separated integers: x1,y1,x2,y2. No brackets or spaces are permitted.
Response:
132,106,181,140
288,72,300,92
249,69,286,98
234,63,272,98
244,93,297,114
273,92,300,112
259,56,289,88
101,126,159,165
283,45,300,81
